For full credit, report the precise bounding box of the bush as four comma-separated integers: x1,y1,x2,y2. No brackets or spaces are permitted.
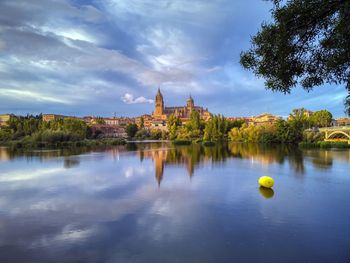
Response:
135,129,150,140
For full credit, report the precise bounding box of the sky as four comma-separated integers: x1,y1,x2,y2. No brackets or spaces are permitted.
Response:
0,0,347,118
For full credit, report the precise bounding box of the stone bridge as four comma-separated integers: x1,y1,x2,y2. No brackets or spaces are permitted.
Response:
319,126,350,144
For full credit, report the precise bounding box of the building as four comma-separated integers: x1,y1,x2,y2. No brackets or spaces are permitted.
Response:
152,88,211,123
42,114,76,122
333,118,350,126
249,113,281,125
0,114,12,127
226,113,281,126
104,117,119,126
135,114,153,128
90,124,127,138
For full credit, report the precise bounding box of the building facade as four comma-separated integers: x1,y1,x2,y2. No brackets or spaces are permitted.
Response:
152,88,211,122
0,114,12,127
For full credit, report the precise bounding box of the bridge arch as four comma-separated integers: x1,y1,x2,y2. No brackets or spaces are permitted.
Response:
326,131,350,140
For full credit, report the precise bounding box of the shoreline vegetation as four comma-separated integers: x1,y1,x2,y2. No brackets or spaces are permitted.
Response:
0,109,349,149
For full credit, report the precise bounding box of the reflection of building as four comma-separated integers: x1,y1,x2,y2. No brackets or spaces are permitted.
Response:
140,145,212,186
141,148,168,186
0,147,10,160
152,88,211,123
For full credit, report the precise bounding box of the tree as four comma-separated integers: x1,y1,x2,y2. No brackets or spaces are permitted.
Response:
95,117,105,125
126,123,138,138
203,114,227,141
139,116,145,129
184,111,202,139
288,108,310,128
167,115,181,140
240,0,350,115
310,110,333,127
61,118,88,140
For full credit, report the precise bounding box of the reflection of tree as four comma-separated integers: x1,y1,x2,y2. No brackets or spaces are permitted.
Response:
228,143,306,174
303,150,334,170
63,157,80,168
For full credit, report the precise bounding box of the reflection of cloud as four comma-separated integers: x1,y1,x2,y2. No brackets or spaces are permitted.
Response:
0,168,65,182
30,224,96,249
123,166,149,178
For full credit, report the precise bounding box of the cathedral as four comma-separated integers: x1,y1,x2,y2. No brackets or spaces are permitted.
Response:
152,88,211,122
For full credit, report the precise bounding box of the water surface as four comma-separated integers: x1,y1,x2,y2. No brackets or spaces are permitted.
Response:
0,143,350,262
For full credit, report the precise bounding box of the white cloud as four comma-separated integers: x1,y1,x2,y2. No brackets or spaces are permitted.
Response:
121,93,154,104
0,88,71,104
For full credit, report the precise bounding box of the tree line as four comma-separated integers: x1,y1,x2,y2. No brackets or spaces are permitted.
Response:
0,115,91,144
126,108,332,144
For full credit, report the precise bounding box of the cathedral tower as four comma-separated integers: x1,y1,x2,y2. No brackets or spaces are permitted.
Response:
186,94,194,110
154,88,164,116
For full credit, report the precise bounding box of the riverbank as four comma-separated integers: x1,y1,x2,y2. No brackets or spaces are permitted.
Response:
299,141,350,149
0,138,126,149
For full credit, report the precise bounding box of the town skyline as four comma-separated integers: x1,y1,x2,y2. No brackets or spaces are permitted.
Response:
0,87,346,119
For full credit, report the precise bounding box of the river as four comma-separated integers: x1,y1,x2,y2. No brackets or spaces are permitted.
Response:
0,143,349,262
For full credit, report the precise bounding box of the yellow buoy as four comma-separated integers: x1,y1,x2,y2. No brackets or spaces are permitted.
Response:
258,176,274,188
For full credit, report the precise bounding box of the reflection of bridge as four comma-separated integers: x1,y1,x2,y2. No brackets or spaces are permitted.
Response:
319,126,350,143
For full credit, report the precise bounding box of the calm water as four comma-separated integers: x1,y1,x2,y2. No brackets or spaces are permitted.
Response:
0,143,350,263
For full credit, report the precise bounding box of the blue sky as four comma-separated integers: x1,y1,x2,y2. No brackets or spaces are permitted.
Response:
0,0,347,118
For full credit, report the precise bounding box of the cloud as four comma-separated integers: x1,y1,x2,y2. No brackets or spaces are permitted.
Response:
0,88,71,104
121,93,154,104
0,0,345,117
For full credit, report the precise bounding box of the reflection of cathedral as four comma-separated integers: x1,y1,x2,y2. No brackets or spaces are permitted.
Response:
140,147,199,186
152,88,211,122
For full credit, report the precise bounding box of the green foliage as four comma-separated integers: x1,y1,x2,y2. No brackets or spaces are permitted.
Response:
126,123,138,138
288,108,311,129
227,119,245,131
150,129,162,140
310,110,332,127
302,130,325,143
203,115,227,142
1,115,88,143
134,129,149,140
0,129,11,142
240,0,350,115
228,123,277,143
228,107,319,144
95,117,105,124
275,119,302,143
139,116,145,129
167,115,181,140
